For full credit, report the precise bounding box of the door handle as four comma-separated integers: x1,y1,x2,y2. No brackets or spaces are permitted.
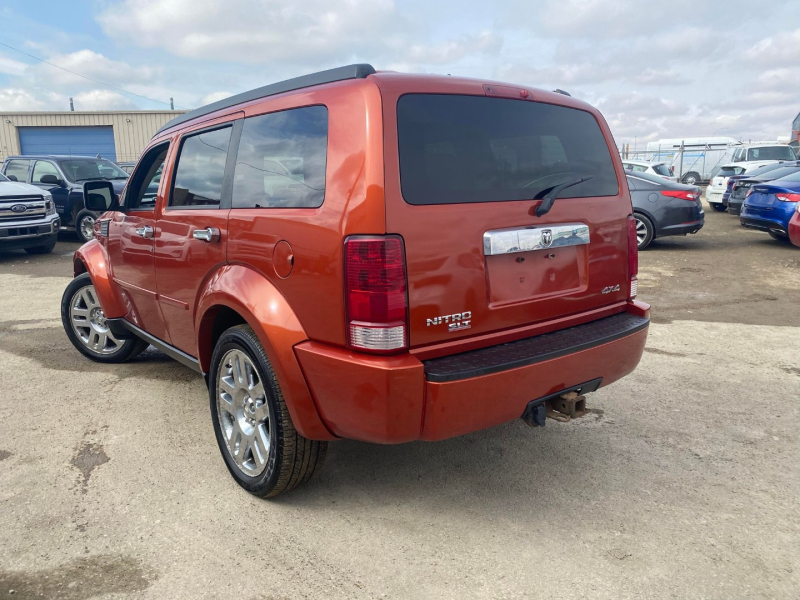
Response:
135,225,154,239
192,227,221,243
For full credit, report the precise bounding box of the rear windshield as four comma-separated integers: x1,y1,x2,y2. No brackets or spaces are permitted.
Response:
753,166,800,180
746,163,790,177
746,146,795,161
651,164,671,176
771,171,800,184
718,166,744,176
397,94,619,205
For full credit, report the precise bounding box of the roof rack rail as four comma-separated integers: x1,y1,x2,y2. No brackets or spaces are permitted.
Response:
157,63,376,135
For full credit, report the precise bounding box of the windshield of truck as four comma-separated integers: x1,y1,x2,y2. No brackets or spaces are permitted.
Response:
746,146,795,161
60,159,130,182
651,164,671,176
397,94,619,205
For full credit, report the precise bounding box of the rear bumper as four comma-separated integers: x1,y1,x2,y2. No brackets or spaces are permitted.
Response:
740,216,788,236
659,218,704,237
295,302,650,443
789,213,800,247
706,188,724,204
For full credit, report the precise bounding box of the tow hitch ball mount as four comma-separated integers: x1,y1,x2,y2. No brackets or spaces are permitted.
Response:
521,379,601,428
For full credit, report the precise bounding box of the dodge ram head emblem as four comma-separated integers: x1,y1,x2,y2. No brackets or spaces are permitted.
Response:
10,204,27,214
541,229,553,247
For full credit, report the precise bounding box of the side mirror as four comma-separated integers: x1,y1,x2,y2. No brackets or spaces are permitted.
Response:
6,174,17,181
83,180,119,211
40,174,65,186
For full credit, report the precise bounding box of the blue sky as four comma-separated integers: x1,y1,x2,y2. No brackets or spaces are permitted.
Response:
1,0,799,147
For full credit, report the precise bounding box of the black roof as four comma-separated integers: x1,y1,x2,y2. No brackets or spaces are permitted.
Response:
157,63,376,135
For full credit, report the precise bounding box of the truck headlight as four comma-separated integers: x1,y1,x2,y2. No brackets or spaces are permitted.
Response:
42,192,55,215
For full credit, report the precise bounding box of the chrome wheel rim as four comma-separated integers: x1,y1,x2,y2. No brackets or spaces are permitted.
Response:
70,285,123,354
635,217,648,247
80,214,95,240
216,349,271,478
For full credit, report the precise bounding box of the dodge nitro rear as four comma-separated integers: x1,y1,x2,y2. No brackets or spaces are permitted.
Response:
63,65,649,497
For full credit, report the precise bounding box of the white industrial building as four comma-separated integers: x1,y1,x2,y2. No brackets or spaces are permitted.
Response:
0,110,187,164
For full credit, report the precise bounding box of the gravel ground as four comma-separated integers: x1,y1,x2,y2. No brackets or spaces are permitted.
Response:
0,205,798,599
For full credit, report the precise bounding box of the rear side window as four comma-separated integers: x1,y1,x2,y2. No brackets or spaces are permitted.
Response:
170,126,232,208
4,159,30,182
232,105,328,209
397,94,619,205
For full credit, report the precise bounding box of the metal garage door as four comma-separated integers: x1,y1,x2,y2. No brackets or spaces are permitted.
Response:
18,126,117,162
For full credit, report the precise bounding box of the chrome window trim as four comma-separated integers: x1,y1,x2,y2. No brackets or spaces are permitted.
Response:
483,223,590,256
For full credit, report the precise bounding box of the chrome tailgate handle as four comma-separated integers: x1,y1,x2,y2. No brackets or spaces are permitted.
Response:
192,227,220,243
483,223,589,255
135,225,154,239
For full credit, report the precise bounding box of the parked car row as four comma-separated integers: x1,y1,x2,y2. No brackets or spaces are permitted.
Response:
0,155,128,243
698,158,800,247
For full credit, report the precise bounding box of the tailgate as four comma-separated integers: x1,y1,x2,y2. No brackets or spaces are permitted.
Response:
382,91,631,348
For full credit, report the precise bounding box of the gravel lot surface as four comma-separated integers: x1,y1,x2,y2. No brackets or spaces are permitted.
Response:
1,204,798,599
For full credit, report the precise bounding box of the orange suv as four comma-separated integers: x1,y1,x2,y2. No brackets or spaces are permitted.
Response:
61,64,649,497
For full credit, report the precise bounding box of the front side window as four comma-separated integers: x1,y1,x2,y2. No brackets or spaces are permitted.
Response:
4,159,30,182
232,106,328,209
32,161,60,184
397,94,619,205
125,143,169,211
170,126,232,208
60,159,129,182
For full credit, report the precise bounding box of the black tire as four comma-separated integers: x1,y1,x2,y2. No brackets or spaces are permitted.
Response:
682,171,701,185
634,213,655,250
75,209,97,243
710,203,727,212
61,273,149,363
209,324,327,497
24,241,56,255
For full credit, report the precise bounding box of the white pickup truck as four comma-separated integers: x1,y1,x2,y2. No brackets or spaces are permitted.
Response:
0,172,60,254
705,144,797,211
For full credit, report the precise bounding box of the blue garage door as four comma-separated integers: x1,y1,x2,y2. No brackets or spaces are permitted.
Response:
18,126,117,162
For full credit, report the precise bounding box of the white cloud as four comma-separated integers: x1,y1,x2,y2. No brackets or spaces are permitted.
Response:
97,0,406,64
744,29,800,66
407,32,502,65
0,54,28,77
71,89,138,111
200,91,233,105
0,88,61,111
27,49,156,90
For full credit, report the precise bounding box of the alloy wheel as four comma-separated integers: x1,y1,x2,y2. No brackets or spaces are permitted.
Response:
69,285,122,354
80,214,95,241
216,349,272,478
634,217,648,248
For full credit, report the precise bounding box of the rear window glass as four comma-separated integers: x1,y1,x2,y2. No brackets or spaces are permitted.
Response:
651,164,671,176
397,94,619,205
753,166,800,180
771,170,800,183
718,167,744,176
747,146,795,161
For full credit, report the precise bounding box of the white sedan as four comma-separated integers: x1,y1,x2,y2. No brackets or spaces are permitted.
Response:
622,160,679,182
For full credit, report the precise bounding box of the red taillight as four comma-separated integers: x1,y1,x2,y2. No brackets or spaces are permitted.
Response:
662,189,699,201
627,215,638,300
344,235,408,353
776,193,800,203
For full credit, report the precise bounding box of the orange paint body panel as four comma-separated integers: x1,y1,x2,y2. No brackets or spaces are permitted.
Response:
296,302,649,444
73,240,127,318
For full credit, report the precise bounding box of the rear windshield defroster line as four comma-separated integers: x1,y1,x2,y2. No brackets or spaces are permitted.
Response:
396,94,619,205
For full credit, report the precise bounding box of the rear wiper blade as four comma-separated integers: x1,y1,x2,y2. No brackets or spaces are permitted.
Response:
534,176,593,217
